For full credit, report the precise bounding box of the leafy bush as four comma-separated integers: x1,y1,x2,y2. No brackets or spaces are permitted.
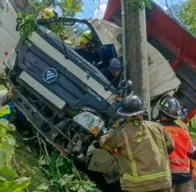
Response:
180,0,196,35
34,150,96,192
0,118,30,192
16,0,82,41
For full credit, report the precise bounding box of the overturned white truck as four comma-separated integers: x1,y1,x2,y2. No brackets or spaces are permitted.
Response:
1,1,180,160
8,17,124,159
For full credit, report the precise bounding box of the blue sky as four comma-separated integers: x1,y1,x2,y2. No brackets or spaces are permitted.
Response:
76,0,107,19
76,0,187,19
155,0,187,9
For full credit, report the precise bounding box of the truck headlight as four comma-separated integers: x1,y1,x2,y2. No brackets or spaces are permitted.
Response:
73,111,105,137
89,126,100,137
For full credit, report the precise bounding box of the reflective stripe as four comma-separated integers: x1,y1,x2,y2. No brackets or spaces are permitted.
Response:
189,117,196,129
121,129,170,183
122,130,137,177
122,171,171,183
175,119,188,129
0,105,11,117
171,167,190,173
170,159,187,164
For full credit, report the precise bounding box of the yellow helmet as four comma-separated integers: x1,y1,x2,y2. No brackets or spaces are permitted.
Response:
42,8,55,20
79,30,93,45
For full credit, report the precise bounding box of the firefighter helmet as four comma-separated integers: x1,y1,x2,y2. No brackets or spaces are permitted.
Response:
117,94,145,116
158,96,183,119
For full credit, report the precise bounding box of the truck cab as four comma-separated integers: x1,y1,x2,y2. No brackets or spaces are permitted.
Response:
8,16,125,158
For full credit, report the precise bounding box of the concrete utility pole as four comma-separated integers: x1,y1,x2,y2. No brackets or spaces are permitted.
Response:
122,1,150,116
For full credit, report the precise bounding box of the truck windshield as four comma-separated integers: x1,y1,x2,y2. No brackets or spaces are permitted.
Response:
36,22,116,91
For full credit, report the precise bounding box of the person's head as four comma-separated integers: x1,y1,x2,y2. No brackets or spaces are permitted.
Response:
79,30,93,51
117,94,145,122
158,96,183,122
108,58,121,77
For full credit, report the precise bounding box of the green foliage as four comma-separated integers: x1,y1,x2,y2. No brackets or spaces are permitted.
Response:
17,13,37,41
0,119,30,191
35,150,96,192
13,134,49,191
127,0,152,12
0,119,16,168
0,178,31,192
16,0,53,41
180,0,196,35
17,0,82,41
49,21,66,38
62,0,83,16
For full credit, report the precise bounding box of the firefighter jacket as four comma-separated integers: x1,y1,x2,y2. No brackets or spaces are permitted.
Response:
100,120,174,192
175,117,196,181
164,124,193,174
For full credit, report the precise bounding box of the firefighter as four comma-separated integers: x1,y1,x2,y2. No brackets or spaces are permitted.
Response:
74,30,101,65
101,58,122,88
158,96,196,192
99,94,174,192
